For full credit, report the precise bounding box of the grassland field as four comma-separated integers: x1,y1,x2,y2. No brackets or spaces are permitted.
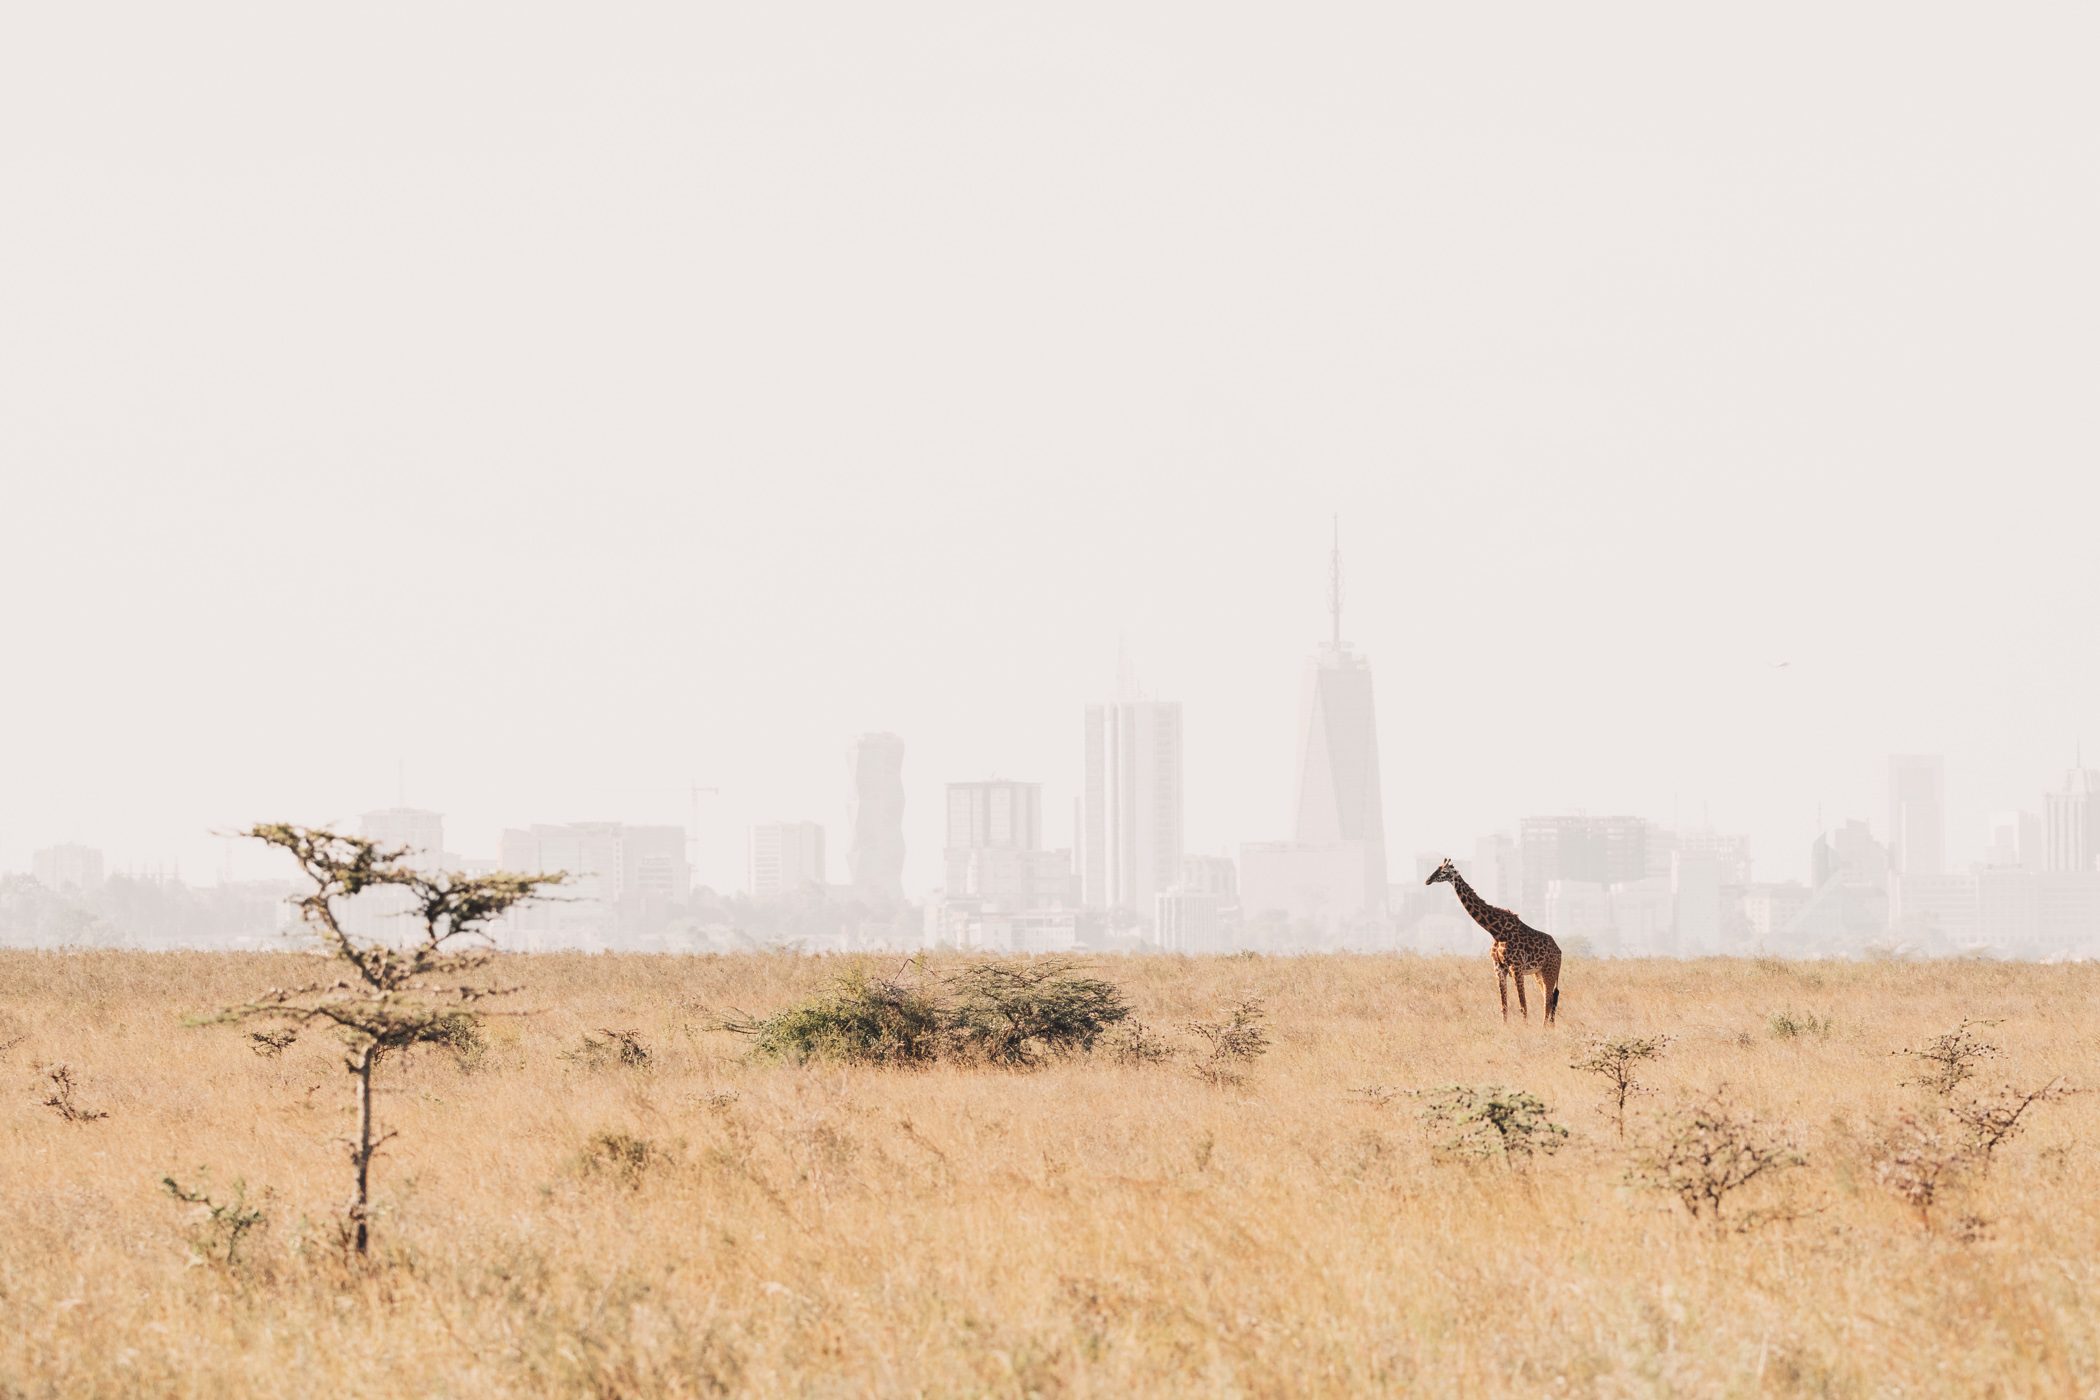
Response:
2,950,2097,1398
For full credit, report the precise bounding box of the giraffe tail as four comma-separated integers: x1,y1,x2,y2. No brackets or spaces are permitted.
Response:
1547,985,1561,1021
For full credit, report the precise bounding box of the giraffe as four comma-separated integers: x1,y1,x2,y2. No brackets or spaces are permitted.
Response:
1426,858,1562,1026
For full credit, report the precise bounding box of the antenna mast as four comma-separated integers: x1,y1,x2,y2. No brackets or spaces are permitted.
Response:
1327,514,1343,646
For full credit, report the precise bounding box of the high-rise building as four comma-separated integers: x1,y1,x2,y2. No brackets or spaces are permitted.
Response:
1469,833,1521,906
2043,767,2100,874
360,808,445,869
1080,697,1184,919
1157,887,1235,953
345,809,447,942
1179,854,1238,897
1516,815,1651,910
938,781,1072,907
847,733,907,903
1984,810,2042,870
1291,531,1388,894
1810,818,1887,888
1239,524,1391,933
1886,755,1945,877
495,822,691,944
31,844,103,894
943,781,1041,887
620,826,691,908
748,821,826,900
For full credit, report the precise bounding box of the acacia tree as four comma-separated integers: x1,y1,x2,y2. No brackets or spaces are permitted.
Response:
210,824,563,1256
1571,1034,1672,1139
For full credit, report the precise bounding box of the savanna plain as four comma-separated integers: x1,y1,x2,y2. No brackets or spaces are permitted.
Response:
3,951,2097,1398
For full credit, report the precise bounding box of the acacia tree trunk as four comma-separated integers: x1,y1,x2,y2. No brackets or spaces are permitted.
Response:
351,1041,376,1255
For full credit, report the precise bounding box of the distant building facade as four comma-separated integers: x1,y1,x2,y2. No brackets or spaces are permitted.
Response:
1886,755,1946,877
1080,698,1184,924
748,821,826,900
846,733,907,904
359,807,446,867
942,781,1043,891
2043,767,2100,873
30,844,104,894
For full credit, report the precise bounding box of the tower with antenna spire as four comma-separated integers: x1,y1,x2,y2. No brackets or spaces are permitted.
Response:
1240,522,1391,942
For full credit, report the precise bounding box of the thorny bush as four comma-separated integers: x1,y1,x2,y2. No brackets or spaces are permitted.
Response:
1630,1092,1804,1229
1895,1020,2001,1095
1415,1085,1568,1168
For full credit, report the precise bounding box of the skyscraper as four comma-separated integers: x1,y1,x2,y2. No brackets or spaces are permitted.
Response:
940,780,1071,909
348,807,447,942
1081,695,1184,921
847,733,907,903
748,821,826,899
2043,765,2100,873
360,807,445,869
1886,755,1945,877
1290,521,1388,909
1239,523,1391,932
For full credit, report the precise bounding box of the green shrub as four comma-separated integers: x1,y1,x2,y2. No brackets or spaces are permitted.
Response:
1415,1085,1567,1167
427,1010,489,1066
945,959,1130,1066
1570,1034,1672,1139
1768,1010,1833,1041
725,960,1133,1069
162,1172,269,1265
730,971,949,1066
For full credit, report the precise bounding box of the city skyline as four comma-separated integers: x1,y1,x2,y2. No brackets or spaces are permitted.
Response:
8,7,2098,915
6,538,2099,909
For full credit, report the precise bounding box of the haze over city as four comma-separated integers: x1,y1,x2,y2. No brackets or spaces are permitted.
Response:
5,4,2097,948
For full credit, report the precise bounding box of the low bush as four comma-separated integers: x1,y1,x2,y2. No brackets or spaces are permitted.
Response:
582,1131,665,1186
726,960,1136,1069
727,971,949,1066
163,1172,269,1265
1103,1019,1177,1066
1947,1077,2072,1165
37,1062,107,1122
1415,1085,1567,1167
946,960,1129,1066
1895,1021,2001,1095
562,1028,653,1072
1186,999,1270,1087
1768,1010,1833,1041
426,1010,489,1067
1631,1092,1803,1229
1871,1111,1970,1231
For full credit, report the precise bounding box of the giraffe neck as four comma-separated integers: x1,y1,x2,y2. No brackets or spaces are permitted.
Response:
1448,872,1503,937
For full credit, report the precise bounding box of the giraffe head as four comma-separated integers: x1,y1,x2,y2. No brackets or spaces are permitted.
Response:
1425,857,1458,886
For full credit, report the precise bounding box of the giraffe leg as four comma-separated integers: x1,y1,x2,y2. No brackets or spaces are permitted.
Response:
1496,965,1510,1022
1513,965,1530,1022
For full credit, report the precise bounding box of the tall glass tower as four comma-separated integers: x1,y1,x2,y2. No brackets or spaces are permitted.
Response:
1288,521,1389,911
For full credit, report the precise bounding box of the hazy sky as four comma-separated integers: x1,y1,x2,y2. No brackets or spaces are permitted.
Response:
4,4,2096,895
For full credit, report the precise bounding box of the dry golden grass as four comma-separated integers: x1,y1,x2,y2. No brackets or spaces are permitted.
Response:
3,950,2098,1397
